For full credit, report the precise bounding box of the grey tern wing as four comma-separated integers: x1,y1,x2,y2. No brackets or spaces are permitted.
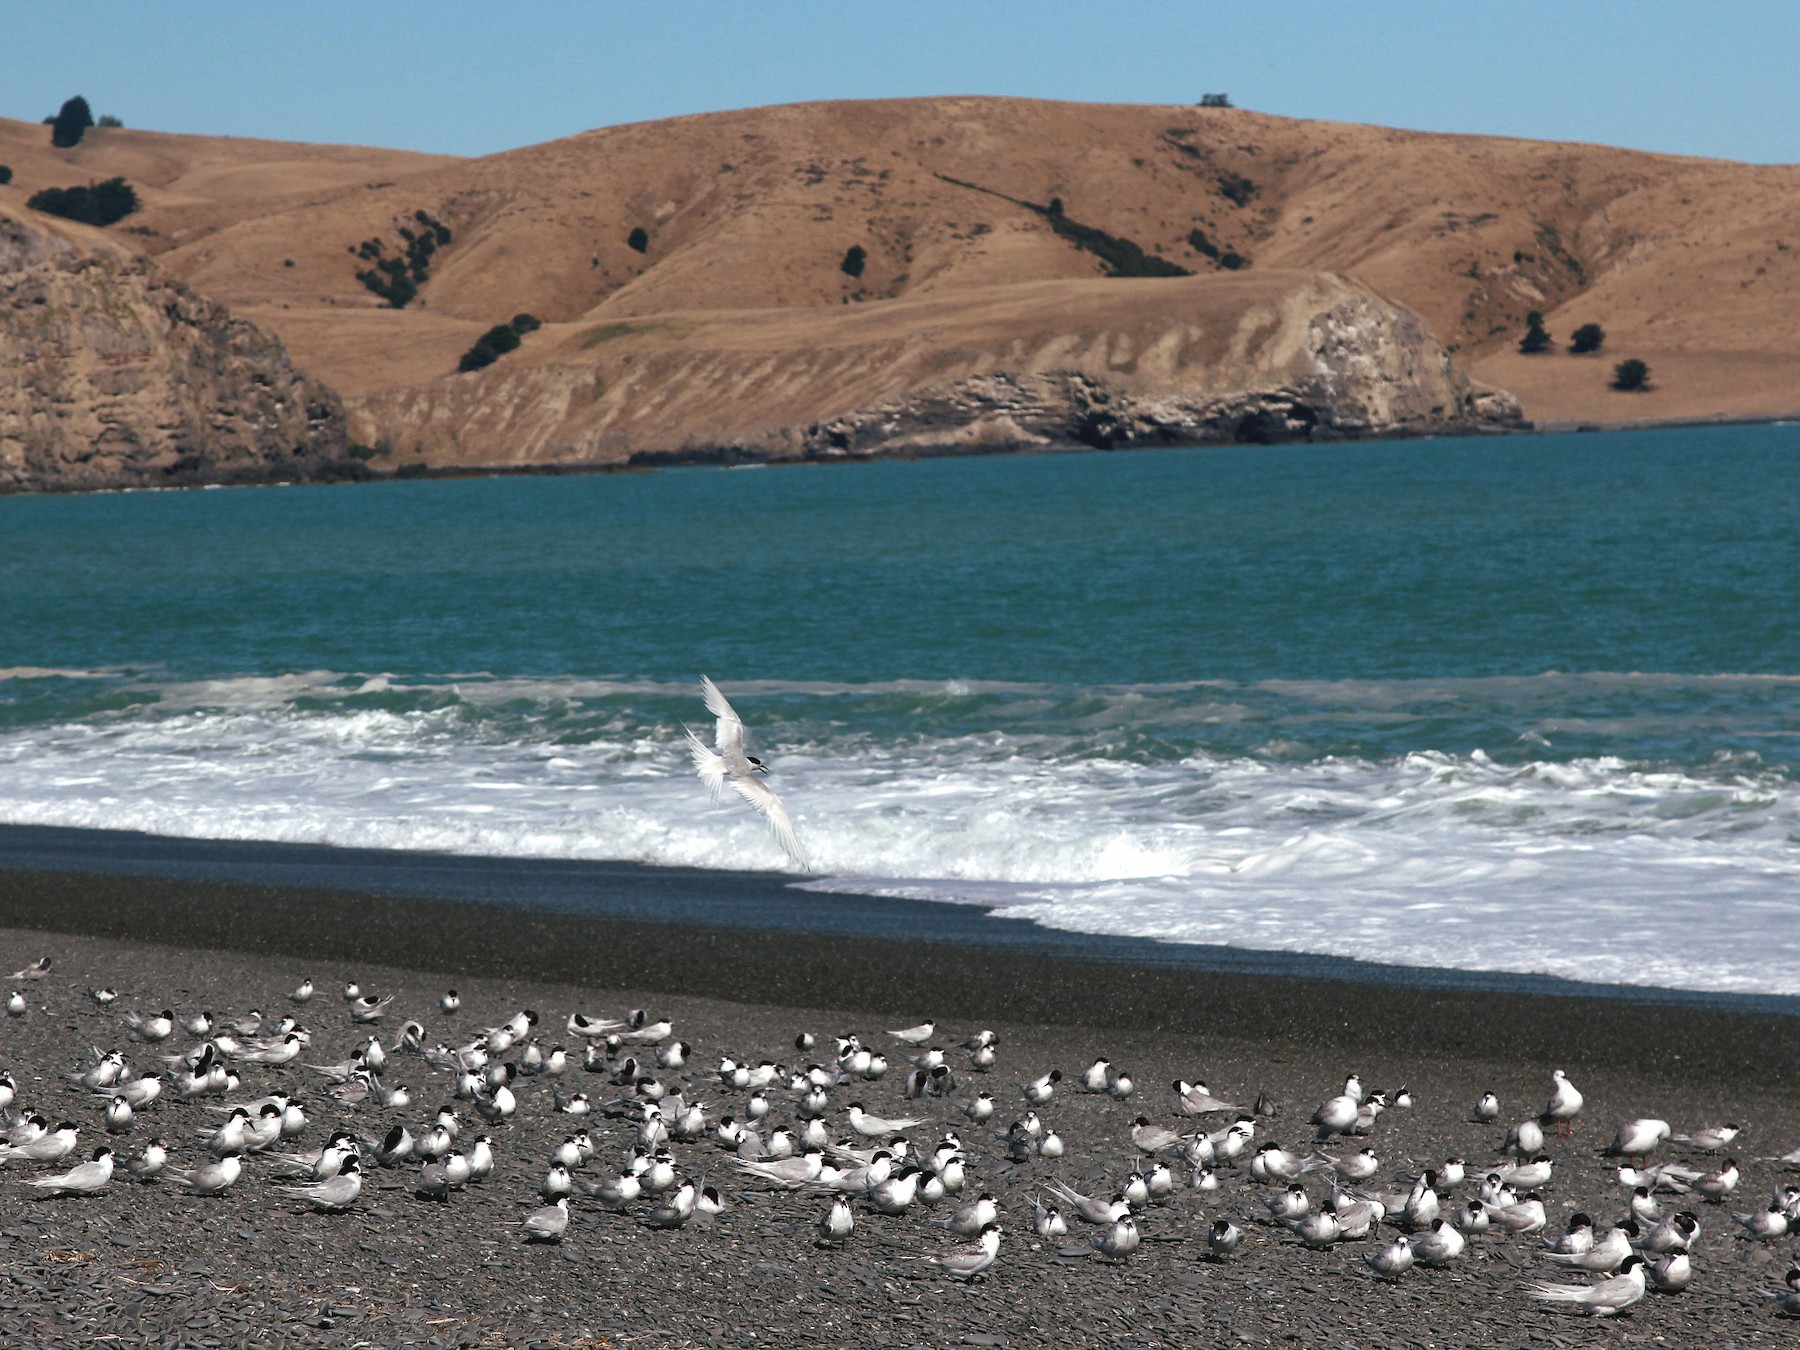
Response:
684,726,729,801
728,771,810,870
701,676,746,755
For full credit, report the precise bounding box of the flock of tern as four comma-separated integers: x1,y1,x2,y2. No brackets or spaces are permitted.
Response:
1,948,1798,1322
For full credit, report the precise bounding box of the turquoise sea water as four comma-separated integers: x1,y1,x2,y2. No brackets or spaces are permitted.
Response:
1,424,1797,992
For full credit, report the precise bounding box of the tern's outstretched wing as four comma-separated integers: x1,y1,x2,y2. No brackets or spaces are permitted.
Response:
684,726,729,801
728,772,810,870
700,676,745,754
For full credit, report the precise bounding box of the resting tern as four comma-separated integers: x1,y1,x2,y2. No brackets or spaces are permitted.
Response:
1545,1223,1635,1272
1542,1213,1595,1255
1366,1236,1413,1280
846,1103,924,1136
1287,1211,1342,1248
1649,1251,1691,1293
522,1196,569,1242
1129,1117,1186,1154
123,1010,175,1043
277,1156,364,1211
1602,1118,1672,1161
1091,1215,1140,1259
126,1139,166,1181
936,1192,998,1236
1175,1080,1243,1116
1031,1195,1067,1239
1529,1255,1648,1317
1634,1211,1700,1254
1733,1203,1789,1240
1411,1218,1469,1268
1672,1122,1739,1152
26,1146,114,1196
0,1122,79,1164
1692,1159,1740,1201
639,1180,699,1229
170,1154,243,1196
1501,1119,1544,1158
1762,1267,1800,1315
929,1222,1002,1279
1043,1177,1130,1225
686,676,809,868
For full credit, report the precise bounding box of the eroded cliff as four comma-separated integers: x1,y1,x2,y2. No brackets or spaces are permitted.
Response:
0,207,357,493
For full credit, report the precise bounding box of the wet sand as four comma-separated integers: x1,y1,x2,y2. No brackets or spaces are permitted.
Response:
0,865,1795,1346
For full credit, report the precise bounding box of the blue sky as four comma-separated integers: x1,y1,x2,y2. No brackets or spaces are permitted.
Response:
9,1,1797,163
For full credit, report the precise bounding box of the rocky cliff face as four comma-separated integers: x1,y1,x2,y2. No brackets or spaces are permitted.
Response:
0,208,357,493
348,271,1524,468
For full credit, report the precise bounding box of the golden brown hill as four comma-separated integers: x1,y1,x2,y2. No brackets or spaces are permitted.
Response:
4,97,1798,468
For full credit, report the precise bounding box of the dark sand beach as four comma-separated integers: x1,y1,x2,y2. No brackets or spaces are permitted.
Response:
0,850,1795,1347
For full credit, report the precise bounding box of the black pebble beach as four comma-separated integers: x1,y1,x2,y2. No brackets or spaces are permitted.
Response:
0,866,1795,1348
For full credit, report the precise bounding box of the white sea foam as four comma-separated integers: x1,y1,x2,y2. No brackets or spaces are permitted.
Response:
0,674,1796,994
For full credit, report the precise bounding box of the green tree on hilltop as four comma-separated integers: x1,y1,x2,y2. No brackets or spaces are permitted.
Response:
50,96,94,149
1518,310,1552,354
1569,322,1605,354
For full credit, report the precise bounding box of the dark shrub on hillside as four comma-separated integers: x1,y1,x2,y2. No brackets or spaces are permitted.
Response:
459,323,523,372
1188,228,1249,270
0,167,12,186
27,177,139,227
1217,172,1258,207
1569,322,1605,354
1199,93,1232,108
97,114,123,128
627,226,649,253
840,245,867,277
1612,358,1650,391
458,315,543,373
354,209,451,307
1518,310,1552,355
50,96,93,149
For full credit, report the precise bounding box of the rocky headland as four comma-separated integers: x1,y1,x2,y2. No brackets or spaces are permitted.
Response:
0,206,358,492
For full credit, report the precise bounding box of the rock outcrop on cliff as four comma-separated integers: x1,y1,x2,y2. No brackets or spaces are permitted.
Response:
0,207,356,493
348,271,1522,468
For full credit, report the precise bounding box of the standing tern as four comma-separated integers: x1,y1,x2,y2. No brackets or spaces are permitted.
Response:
685,676,810,869
1539,1069,1584,1137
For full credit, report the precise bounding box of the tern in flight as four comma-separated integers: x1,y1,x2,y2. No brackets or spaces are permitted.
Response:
686,676,810,869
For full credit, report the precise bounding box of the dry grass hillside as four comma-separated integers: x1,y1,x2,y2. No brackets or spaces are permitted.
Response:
4,97,1798,460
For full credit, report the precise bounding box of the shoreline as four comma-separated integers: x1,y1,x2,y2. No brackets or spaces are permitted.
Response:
4,412,1797,499
2,825,1798,1083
